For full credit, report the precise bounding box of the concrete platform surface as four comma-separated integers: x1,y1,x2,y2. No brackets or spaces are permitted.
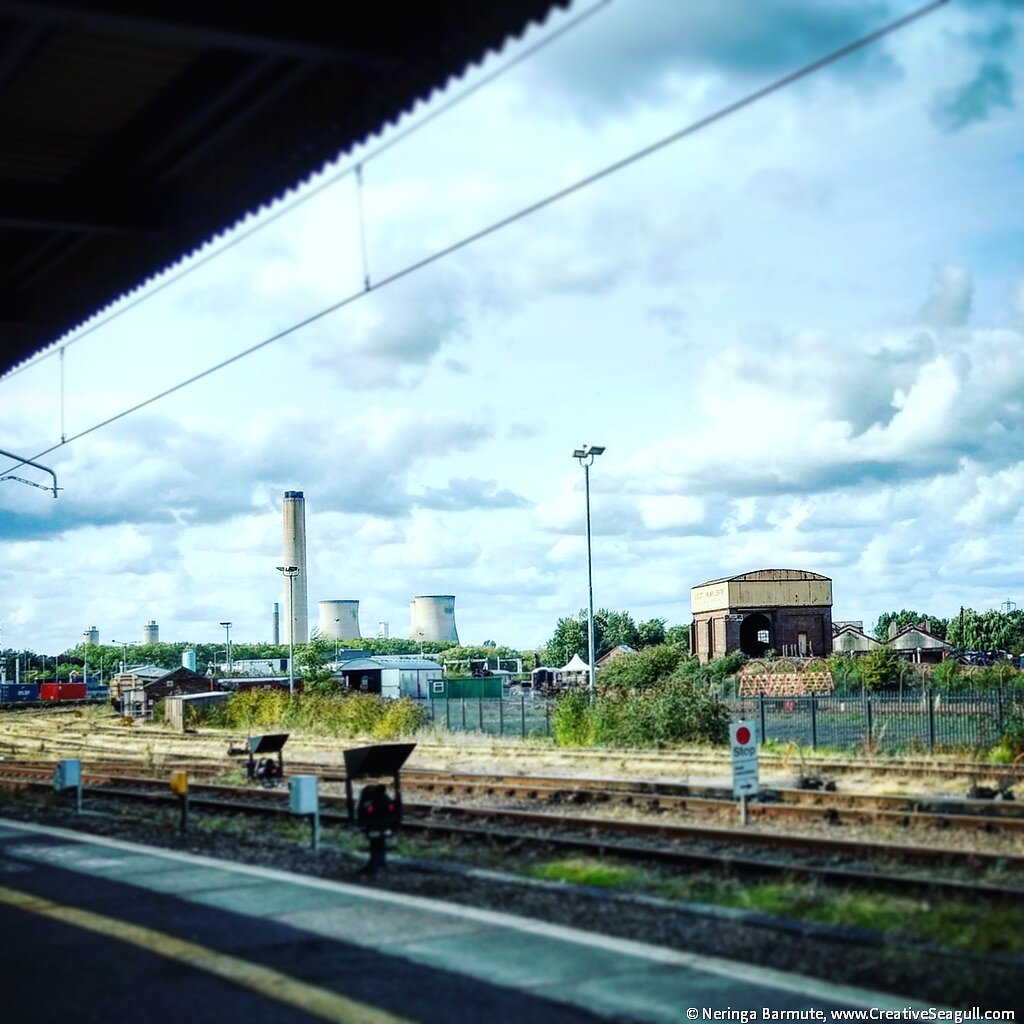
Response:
0,818,928,1024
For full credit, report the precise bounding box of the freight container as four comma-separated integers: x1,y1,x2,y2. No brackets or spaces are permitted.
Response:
40,682,87,701
0,683,40,703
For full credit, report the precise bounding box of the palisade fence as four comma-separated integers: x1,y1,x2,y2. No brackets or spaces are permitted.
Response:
424,695,554,739
725,690,1021,752
420,690,1020,750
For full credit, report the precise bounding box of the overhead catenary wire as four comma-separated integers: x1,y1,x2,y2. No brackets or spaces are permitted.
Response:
0,0,949,480
0,0,614,385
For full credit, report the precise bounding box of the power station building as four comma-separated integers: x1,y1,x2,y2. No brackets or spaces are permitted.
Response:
690,569,833,663
318,600,361,640
409,595,459,644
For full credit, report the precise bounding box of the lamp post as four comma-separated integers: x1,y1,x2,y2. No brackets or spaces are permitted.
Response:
573,444,605,704
220,621,233,675
276,565,299,697
82,630,90,690
110,640,134,676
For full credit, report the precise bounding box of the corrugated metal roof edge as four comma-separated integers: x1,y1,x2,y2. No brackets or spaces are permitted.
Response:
2,2,570,379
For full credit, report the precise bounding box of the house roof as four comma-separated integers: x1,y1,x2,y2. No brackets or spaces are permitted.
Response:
0,2,568,377
694,569,831,588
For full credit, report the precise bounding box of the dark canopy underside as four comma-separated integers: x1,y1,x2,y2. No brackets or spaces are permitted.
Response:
0,1,567,376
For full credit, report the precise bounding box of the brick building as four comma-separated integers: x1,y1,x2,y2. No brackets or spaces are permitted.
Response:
690,569,833,663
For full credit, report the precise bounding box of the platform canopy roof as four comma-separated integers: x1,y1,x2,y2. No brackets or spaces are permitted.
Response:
0,1,567,377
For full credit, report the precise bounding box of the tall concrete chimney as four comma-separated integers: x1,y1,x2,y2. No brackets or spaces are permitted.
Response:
272,602,280,645
282,491,308,645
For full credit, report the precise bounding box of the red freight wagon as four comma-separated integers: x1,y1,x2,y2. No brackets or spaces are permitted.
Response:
40,682,87,701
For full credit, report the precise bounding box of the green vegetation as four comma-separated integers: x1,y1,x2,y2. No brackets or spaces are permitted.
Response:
874,606,1024,653
552,647,732,748
203,689,427,740
543,609,689,666
525,858,645,888
516,857,1024,957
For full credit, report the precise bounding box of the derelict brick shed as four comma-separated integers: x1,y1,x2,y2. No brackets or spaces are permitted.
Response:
690,569,833,663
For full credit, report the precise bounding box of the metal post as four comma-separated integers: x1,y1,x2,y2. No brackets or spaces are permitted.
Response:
287,574,295,697
521,693,526,738
499,695,504,736
927,689,936,750
865,692,873,746
478,694,483,731
740,793,748,827
461,697,466,730
445,697,450,730
584,459,596,705
311,809,320,851
810,694,818,749
758,691,766,743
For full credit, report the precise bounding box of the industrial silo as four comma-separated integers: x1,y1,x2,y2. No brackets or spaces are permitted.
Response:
84,627,99,647
281,491,309,644
409,595,459,644
181,650,197,672
142,620,159,645
318,600,361,640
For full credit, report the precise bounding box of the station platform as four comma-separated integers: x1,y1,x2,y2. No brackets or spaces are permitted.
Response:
0,817,926,1023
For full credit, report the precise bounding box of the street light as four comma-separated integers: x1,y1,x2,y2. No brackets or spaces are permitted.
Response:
573,444,605,704
110,640,135,676
220,621,233,675
276,565,299,697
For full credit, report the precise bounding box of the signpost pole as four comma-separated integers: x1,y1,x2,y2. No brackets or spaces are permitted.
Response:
730,720,759,827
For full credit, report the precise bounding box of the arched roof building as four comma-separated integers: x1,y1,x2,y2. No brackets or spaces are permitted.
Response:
690,569,833,663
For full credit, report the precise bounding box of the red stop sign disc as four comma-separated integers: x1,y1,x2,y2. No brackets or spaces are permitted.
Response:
735,726,751,745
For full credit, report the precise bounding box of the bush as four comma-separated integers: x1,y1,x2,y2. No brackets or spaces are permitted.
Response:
552,688,592,746
203,690,427,739
372,698,428,739
596,643,691,692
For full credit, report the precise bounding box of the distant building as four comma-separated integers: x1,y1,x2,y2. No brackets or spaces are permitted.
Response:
831,623,881,654
888,623,951,664
691,569,833,663
596,645,635,667
338,656,442,699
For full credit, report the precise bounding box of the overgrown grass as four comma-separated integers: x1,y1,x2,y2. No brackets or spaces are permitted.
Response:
525,858,645,888
512,856,1024,956
201,690,427,739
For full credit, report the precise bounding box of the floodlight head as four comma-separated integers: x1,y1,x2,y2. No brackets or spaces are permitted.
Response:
588,445,606,456
220,621,232,628
276,564,299,576
572,448,586,458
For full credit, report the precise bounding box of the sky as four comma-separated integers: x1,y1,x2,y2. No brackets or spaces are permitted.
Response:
1,0,1023,654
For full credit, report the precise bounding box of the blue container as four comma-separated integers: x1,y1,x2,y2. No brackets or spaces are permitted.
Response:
0,683,40,703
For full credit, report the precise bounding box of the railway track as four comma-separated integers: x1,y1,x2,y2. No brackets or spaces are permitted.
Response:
2,761,1023,903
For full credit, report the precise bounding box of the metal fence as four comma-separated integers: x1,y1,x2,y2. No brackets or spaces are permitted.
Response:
725,690,1019,752
424,695,554,738
419,690,1018,751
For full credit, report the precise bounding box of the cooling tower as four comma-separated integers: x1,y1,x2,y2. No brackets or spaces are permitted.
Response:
378,621,390,639
142,620,159,644
409,595,459,644
181,650,197,672
272,602,280,645
318,600,361,640
84,627,99,647
282,490,309,645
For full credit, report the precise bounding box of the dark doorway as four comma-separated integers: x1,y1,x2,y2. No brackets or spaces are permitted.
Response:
740,613,772,657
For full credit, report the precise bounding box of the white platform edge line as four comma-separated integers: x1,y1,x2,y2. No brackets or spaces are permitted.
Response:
0,817,939,1010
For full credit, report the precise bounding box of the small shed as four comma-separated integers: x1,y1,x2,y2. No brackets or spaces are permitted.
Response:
339,657,443,699
164,691,231,732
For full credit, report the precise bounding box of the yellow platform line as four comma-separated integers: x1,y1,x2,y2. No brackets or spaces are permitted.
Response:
0,884,417,1024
